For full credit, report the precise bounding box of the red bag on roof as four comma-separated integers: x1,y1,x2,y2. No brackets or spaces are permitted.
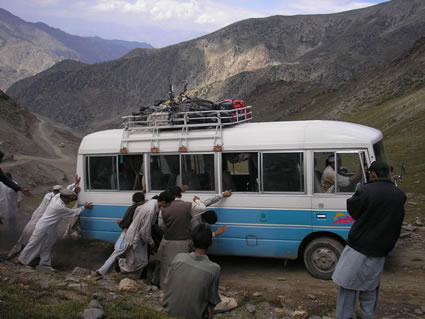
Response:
220,99,251,121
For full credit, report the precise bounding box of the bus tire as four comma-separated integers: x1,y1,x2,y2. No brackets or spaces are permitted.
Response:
303,237,344,280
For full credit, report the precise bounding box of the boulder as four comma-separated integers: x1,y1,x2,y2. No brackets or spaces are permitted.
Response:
118,278,140,291
214,294,238,313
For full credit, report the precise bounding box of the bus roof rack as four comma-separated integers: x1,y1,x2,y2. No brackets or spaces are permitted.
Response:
120,106,253,152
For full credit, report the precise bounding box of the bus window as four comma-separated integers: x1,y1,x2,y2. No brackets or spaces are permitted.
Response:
87,156,117,190
315,151,366,193
182,154,215,191
263,152,304,192
118,155,144,191
222,153,258,192
150,155,179,191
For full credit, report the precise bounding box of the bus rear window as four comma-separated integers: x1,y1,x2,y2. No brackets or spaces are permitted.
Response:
86,156,118,190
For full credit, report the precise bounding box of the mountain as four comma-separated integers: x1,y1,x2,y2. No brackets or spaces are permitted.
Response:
0,8,153,90
0,90,82,191
6,0,425,133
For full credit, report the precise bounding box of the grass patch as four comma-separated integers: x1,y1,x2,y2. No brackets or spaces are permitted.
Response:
103,298,170,319
0,281,169,319
0,281,86,319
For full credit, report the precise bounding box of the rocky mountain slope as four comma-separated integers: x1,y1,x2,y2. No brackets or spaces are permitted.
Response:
6,0,425,132
0,8,153,90
0,90,82,192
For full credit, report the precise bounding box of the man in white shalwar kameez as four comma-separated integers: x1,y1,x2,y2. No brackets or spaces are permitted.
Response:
17,189,92,269
95,192,145,277
116,191,174,275
8,177,79,259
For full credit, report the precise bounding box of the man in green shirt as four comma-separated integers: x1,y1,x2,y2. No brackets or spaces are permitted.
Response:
162,223,221,319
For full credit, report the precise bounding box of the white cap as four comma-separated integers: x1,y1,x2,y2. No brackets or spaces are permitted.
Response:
53,185,63,191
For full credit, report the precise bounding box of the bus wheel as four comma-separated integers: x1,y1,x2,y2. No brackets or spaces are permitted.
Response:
303,237,343,280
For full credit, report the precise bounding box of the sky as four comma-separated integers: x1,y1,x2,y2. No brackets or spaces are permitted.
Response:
0,0,389,48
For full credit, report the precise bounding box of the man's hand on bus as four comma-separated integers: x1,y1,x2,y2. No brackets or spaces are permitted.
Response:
193,195,200,202
180,185,189,192
74,174,81,185
84,202,93,209
214,225,227,236
222,190,232,197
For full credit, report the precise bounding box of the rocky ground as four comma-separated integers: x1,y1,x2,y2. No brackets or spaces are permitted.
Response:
0,217,424,319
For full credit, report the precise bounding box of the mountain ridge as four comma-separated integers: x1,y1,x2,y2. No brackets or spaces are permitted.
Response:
0,8,153,90
8,0,425,132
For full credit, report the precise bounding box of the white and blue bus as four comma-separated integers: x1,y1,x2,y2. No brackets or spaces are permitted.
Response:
76,112,388,279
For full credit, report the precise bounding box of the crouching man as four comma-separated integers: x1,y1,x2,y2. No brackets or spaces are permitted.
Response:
162,223,221,319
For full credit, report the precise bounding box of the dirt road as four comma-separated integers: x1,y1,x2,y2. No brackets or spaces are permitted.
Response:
1,223,423,318
1,118,78,188
213,227,425,318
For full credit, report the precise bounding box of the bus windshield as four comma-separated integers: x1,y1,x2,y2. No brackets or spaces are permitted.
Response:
373,139,389,163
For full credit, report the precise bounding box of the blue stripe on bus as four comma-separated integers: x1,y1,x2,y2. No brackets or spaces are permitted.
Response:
80,205,128,219
212,208,312,226
208,237,301,259
79,204,352,257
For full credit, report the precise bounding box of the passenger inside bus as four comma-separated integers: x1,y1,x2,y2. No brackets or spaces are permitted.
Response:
320,154,362,193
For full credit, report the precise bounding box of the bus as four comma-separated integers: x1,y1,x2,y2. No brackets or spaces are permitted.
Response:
76,113,388,280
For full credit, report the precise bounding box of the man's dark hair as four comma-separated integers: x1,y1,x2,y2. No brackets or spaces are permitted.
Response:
168,186,181,198
369,160,390,178
132,192,145,203
0,150,4,161
191,223,213,250
202,210,218,225
157,190,174,203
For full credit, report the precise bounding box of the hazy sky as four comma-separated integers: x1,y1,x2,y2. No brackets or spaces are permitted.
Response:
0,0,389,48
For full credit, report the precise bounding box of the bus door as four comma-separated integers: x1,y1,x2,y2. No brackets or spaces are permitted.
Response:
311,150,368,236
305,150,368,278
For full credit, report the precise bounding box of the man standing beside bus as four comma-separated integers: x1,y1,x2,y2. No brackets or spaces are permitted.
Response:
332,160,406,319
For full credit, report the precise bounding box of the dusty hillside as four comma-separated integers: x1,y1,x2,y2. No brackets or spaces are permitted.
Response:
0,90,82,193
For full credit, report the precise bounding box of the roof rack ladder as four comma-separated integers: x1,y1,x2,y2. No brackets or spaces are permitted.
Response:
150,126,160,152
120,121,131,153
178,114,189,152
212,114,223,151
